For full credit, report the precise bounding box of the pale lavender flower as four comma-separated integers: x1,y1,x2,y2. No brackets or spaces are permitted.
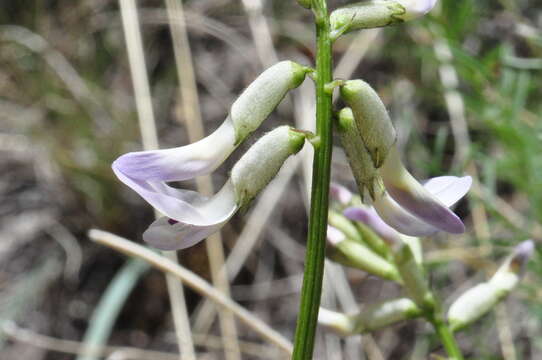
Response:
337,79,472,238
343,206,402,244
113,61,309,184
343,173,471,238
113,126,305,250
329,183,354,206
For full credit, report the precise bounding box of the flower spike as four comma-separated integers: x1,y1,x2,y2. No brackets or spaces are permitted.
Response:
113,61,309,183
115,126,306,250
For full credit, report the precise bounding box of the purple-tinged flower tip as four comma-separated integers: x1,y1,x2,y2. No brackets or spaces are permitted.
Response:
514,239,535,260
114,126,305,250
343,206,401,245
398,0,438,20
509,240,535,274
372,191,440,237
327,225,346,246
330,183,353,205
113,119,236,182
379,147,470,235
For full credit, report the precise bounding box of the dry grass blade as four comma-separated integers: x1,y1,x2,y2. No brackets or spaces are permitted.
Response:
88,229,294,355
164,0,241,358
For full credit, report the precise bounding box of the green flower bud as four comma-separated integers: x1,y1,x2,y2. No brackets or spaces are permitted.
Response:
336,107,384,200
330,1,437,37
330,1,406,35
353,221,393,260
394,242,434,308
327,226,401,282
328,210,364,244
319,298,421,335
447,283,500,332
340,80,397,169
230,61,310,144
354,298,422,333
231,126,305,207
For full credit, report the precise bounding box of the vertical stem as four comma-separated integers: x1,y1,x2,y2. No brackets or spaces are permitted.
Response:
427,310,464,360
292,0,333,358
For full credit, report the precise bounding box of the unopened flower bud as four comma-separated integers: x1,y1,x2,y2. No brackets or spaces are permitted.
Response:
394,242,434,308
231,61,310,143
337,107,383,199
448,240,535,331
231,126,305,207
330,0,438,36
327,226,401,282
339,80,397,169
354,298,422,332
319,298,421,335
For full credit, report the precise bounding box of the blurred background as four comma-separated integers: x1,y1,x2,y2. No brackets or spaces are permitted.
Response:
0,0,541,359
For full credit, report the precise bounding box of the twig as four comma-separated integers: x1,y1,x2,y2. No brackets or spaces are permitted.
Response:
2,321,280,360
88,229,294,355
118,0,195,358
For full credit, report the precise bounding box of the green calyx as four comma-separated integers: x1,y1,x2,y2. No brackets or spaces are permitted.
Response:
330,1,406,38
339,80,397,169
336,107,384,200
230,61,310,145
231,126,306,208
287,128,308,154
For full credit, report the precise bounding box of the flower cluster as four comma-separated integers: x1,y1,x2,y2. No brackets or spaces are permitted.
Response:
113,61,310,250
336,79,472,238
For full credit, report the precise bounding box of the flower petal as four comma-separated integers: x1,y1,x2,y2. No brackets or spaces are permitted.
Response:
380,147,465,234
372,191,441,237
398,0,438,20
343,206,402,245
141,182,238,250
330,183,353,205
422,176,472,207
113,118,236,182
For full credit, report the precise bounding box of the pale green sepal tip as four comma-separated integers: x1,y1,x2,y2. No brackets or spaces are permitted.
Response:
340,79,367,102
230,61,309,145
290,61,312,89
287,128,308,154
337,107,355,130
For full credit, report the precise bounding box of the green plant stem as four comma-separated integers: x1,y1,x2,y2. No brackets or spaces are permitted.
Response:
426,310,464,360
292,0,333,358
